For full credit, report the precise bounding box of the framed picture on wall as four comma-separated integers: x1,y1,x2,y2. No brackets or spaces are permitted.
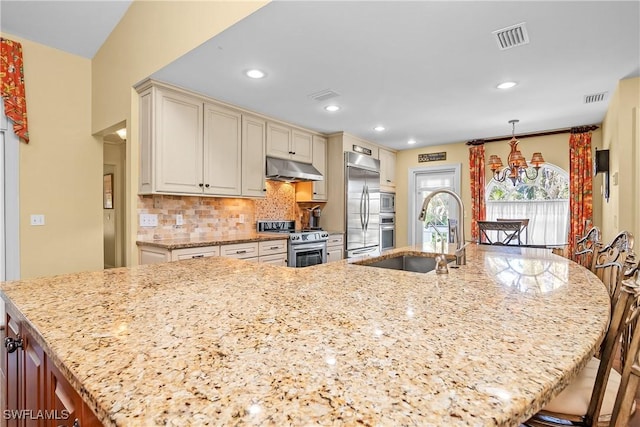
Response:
103,173,113,209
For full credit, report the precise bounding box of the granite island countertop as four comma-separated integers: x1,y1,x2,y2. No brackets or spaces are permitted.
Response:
1,244,610,426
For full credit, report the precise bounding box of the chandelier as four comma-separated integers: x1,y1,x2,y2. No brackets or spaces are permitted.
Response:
488,119,545,185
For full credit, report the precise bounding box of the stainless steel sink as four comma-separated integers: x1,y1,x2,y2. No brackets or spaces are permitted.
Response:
357,255,438,273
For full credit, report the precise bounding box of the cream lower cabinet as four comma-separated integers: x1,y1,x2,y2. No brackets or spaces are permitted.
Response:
139,245,221,264
258,240,288,266
327,234,344,263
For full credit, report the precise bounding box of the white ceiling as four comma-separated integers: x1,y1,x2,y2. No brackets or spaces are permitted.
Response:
2,1,639,150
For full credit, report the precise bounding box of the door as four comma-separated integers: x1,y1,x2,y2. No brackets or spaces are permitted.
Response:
103,165,116,269
364,170,380,248
409,165,461,245
346,165,368,252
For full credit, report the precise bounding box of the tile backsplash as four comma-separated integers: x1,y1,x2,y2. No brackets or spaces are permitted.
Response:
137,181,300,240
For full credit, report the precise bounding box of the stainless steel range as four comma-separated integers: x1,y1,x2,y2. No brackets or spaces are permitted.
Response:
257,220,329,268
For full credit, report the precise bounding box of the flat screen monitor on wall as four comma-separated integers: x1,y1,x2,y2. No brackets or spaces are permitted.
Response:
594,149,609,174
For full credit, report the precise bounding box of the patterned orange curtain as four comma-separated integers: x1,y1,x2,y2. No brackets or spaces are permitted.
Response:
469,144,486,241
1,37,29,143
568,132,593,260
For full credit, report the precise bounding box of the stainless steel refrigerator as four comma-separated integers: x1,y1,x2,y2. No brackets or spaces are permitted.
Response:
345,152,380,257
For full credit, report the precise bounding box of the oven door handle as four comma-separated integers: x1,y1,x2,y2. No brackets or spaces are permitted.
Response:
290,242,327,251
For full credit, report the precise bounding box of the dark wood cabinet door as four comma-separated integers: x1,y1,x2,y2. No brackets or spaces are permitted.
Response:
22,331,46,427
5,312,21,427
46,363,83,427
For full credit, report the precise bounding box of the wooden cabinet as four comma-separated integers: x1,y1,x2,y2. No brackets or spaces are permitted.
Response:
138,245,220,264
2,308,101,427
137,81,266,199
379,148,396,192
295,135,328,202
220,242,259,261
266,122,313,164
242,114,267,197
327,234,344,263
139,84,204,195
203,103,242,195
258,240,287,266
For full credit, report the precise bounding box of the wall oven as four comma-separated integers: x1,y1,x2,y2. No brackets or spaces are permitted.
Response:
380,213,396,252
380,192,395,213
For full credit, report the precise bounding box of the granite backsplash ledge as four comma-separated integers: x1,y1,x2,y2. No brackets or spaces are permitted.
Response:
137,181,300,240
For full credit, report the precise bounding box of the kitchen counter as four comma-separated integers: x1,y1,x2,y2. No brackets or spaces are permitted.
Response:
135,232,287,250
1,244,610,426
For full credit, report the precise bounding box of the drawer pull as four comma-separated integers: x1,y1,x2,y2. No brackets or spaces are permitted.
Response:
192,255,204,259
270,246,279,250
236,250,247,254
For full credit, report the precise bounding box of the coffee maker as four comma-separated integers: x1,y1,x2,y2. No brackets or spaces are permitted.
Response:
306,206,322,230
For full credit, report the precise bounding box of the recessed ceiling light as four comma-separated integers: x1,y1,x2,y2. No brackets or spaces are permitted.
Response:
497,81,517,89
245,69,266,79
325,105,340,112
408,139,417,145
374,126,386,132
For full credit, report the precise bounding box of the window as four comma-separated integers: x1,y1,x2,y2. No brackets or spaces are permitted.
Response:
485,164,569,245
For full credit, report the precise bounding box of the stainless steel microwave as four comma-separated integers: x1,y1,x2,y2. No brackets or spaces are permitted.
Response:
380,192,395,213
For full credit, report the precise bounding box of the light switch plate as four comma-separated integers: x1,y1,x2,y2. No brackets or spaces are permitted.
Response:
176,214,184,226
30,214,45,226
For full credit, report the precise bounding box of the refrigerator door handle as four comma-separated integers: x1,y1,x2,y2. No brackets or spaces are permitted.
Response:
360,186,366,229
364,185,370,230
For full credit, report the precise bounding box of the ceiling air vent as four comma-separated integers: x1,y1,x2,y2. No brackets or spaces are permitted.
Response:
584,92,608,104
492,22,530,50
308,89,340,102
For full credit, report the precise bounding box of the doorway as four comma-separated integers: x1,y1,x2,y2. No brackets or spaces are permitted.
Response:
408,164,461,245
103,134,126,269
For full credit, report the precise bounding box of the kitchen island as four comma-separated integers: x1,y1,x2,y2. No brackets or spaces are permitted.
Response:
1,244,609,426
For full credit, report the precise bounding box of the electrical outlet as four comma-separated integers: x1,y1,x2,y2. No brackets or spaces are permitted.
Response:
30,214,45,226
139,214,158,227
239,214,245,223
176,214,184,226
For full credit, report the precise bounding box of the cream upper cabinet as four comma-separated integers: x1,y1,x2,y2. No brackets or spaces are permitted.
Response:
311,135,327,200
379,148,396,191
242,114,267,198
291,129,313,163
139,84,204,194
266,122,313,163
203,102,242,195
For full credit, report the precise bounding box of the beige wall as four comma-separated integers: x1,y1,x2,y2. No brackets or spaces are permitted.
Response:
395,130,602,247
1,34,103,279
601,76,640,243
92,0,268,266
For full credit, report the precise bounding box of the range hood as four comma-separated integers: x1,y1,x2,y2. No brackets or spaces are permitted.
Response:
265,156,323,182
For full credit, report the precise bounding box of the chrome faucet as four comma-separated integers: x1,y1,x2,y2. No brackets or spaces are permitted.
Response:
418,188,467,265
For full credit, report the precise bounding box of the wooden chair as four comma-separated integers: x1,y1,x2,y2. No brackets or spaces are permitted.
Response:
575,226,602,271
594,231,634,302
525,270,640,427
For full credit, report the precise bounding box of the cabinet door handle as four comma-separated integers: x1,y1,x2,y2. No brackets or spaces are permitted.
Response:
192,255,204,259
205,184,210,188
4,336,23,353
198,183,204,188
386,179,391,183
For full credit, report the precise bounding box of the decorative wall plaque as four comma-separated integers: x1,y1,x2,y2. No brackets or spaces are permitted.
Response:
353,145,372,156
418,152,447,162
